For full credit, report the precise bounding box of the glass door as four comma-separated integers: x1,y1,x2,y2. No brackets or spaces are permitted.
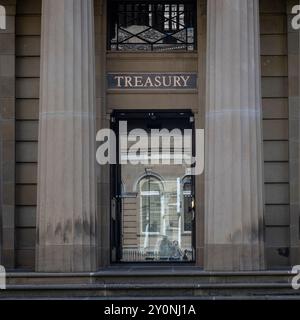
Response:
111,111,195,263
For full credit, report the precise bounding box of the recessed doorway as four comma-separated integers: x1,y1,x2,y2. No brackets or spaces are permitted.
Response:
111,111,196,263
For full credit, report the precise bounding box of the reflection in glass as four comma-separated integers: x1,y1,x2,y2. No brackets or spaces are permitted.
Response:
140,176,162,234
118,115,195,262
121,173,194,262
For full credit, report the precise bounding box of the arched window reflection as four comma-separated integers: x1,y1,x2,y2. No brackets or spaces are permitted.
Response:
139,176,162,234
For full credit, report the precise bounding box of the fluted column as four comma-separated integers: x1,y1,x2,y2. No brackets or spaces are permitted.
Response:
205,0,265,271
36,0,97,272
289,0,300,265
0,1,16,269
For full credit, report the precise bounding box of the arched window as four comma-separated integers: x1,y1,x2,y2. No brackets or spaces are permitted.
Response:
0,5,6,30
139,176,162,234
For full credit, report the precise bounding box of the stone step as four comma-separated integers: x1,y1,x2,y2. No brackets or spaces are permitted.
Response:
0,285,299,299
1,269,299,299
5,269,294,284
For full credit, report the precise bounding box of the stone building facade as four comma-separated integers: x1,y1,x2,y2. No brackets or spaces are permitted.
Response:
0,0,299,298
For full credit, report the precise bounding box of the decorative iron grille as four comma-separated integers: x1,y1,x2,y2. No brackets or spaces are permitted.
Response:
108,1,197,51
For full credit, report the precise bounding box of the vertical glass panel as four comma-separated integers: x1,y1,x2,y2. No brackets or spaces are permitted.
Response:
149,4,153,27
171,4,177,30
164,5,170,30
179,4,185,29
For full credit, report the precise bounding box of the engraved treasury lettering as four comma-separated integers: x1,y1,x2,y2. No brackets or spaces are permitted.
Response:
107,73,197,89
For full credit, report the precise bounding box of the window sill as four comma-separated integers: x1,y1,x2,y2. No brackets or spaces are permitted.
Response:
106,51,198,59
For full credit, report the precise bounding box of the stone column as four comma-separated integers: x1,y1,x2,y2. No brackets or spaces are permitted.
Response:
0,0,16,268
205,0,265,271
288,0,300,265
36,0,97,272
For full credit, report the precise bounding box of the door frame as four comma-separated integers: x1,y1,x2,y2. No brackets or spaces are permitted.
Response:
110,110,197,264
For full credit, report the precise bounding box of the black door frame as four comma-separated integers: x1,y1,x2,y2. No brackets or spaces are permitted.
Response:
110,110,196,264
